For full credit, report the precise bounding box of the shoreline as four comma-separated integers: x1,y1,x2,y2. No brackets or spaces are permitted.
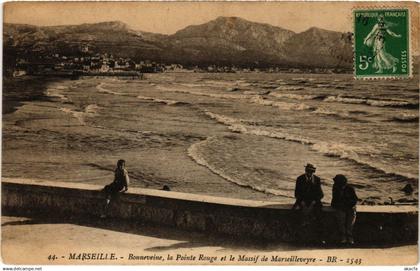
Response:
3,76,65,114
2,76,293,203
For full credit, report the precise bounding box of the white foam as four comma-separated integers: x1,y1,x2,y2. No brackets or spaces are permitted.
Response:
249,96,313,111
187,137,293,198
60,108,85,124
324,95,416,107
275,86,304,90
291,77,308,81
204,111,311,144
312,107,354,120
392,113,419,122
60,104,100,125
96,83,122,95
203,80,236,87
55,85,68,90
156,86,249,100
158,86,313,112
85,104,100,114
203,110,416,180
136,95,183,105
269,92,320,100
179,83,205,88
324,96,365,104
310,141,362,160
236,81,251,87
45,88,68,102
315,84,331,88
368,99,414,107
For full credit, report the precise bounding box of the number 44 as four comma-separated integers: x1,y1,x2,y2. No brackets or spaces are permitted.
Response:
48,254,58,261
359,55,373,70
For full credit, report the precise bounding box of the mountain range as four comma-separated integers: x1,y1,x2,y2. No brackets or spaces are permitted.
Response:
4,16,354,69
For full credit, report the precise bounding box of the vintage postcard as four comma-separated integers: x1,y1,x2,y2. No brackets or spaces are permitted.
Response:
1,1,419,268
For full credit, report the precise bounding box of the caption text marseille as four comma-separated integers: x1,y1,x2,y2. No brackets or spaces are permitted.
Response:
66,253,351,264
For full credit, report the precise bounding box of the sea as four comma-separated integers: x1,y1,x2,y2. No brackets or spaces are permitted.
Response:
2,72,419,204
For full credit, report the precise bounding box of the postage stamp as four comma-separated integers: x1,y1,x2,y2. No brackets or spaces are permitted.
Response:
353,8,411,79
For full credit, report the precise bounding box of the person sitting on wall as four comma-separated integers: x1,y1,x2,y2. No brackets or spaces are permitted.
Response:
292,163,325,243
101,159,129,218
293,163,324,211
331,174,358,245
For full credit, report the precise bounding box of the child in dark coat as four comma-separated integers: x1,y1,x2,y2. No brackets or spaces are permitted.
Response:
331,174,358,244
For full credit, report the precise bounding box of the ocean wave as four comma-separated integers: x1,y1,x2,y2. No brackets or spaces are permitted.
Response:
60,104,100,125
187,138,294,198
310,141,363,160
307,142,416,182
54,85,68,90
157,85,250,100
85,104,100,114
96,83,122,95
203,80,236,87
235,82,252,87
250,96,314,111
315,83,332,88
292,77,315,82
390,113,419,123
204,110,417,180
275,86,305,91
179,83,205,88
324,95,419,108
204,111,312,144
269,92,324,100
313,107,346,117
312,107,363,121
158,86,314,112
311,107,371,122
136,95,189,106
46,88,68,102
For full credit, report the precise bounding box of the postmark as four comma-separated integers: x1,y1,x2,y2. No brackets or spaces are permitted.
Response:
354,8,411,79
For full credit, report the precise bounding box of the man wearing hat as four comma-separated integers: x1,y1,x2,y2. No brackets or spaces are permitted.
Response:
293,163,324,211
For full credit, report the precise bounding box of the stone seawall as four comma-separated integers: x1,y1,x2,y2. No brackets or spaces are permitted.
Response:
2,178,418,244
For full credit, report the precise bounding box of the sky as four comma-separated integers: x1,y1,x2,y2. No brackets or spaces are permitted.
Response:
4,1,413,34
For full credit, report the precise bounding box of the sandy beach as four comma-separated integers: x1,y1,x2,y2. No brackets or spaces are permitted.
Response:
2,215,417,265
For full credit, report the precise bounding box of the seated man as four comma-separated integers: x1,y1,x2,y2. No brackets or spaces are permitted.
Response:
293,163,324,210
293,163,324,244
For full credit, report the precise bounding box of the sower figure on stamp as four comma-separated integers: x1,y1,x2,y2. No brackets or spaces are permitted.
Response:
293,163,324,243
101,159,129,218
331,174,358,245
363,14,401,74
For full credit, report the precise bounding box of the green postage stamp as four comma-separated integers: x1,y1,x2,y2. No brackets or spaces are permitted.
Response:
354,8,411,79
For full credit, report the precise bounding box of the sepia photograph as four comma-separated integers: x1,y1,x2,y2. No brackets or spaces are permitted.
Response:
1,1,419,267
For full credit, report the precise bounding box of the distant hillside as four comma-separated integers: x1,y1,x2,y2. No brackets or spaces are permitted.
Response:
4,17,355,69
163,16,295,66
4,21,164,61
283,27,353,68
